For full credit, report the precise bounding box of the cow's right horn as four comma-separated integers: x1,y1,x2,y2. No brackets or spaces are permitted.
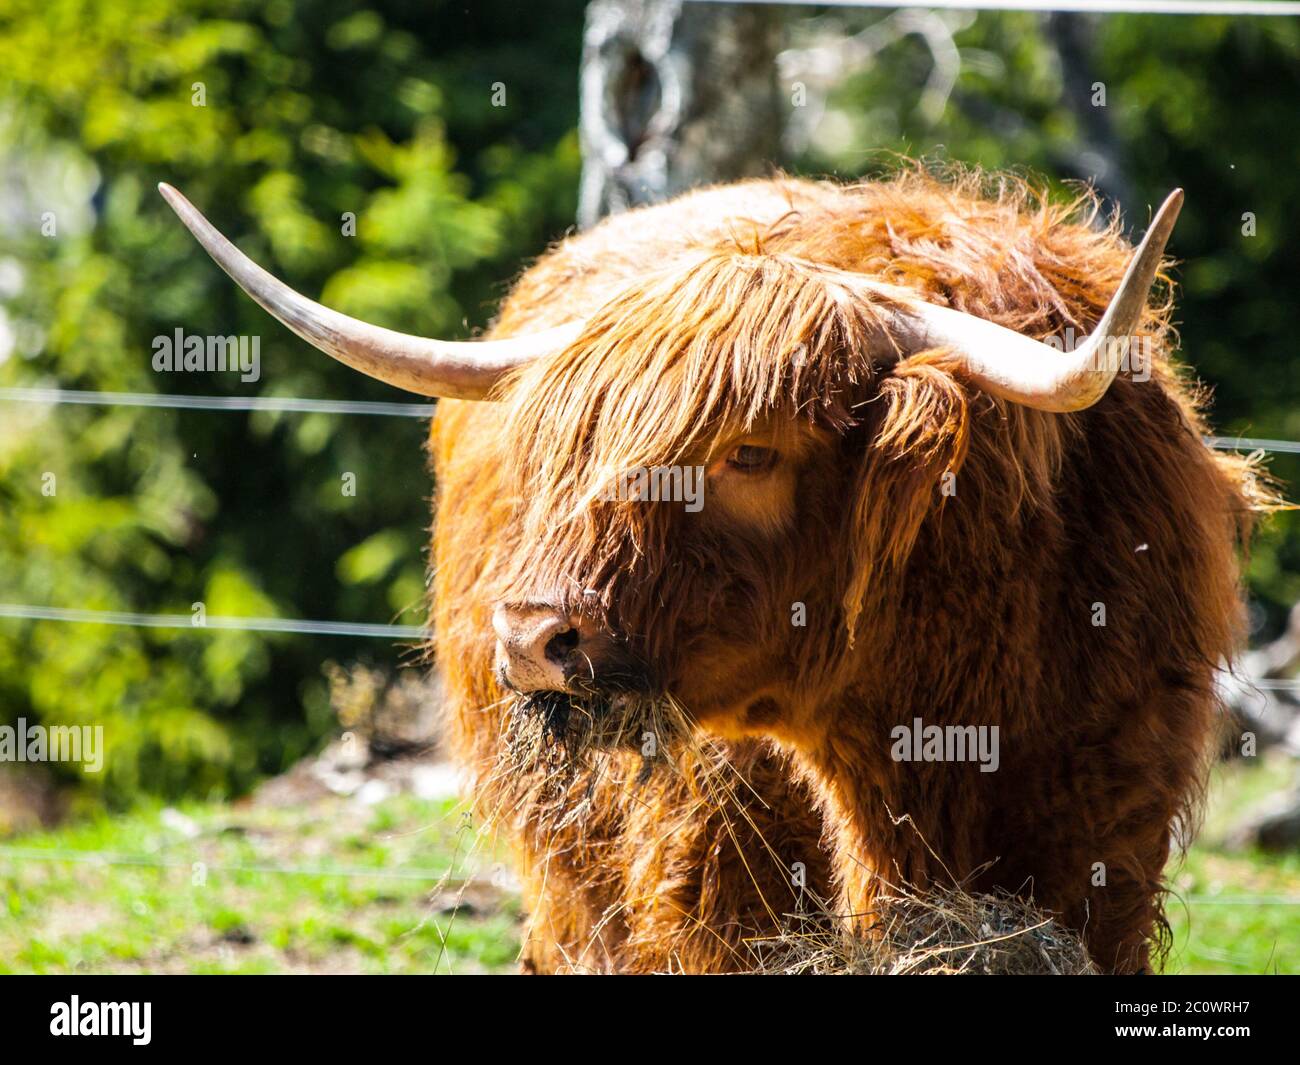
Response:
864,189,1183,413
159,183,579,400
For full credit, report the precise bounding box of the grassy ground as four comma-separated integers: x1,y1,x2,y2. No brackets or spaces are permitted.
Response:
0,792,521,974
1164,751,1299,974
0,754,1295,975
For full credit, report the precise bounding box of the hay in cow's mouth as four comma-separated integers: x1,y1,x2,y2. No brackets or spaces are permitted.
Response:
503,688,694,787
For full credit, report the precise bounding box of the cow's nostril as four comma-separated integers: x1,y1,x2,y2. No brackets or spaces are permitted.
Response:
544,626,579,665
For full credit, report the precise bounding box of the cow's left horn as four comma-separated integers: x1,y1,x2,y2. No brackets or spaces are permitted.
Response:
875,189,1183,413
158,183,579,400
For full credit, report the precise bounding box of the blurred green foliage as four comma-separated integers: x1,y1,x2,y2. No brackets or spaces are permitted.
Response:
1,3,1297,813
0,0,583,810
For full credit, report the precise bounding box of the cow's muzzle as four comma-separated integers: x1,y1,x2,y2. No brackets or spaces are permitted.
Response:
492,601,651,696
491,603,650,696
492,602,582,692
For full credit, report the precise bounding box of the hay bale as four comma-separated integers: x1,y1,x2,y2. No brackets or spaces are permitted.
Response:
749,883,1097,975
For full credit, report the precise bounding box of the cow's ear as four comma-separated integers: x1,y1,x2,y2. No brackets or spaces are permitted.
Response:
841,354,970,640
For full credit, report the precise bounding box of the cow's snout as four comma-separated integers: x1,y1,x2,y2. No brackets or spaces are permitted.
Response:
493,602,591,693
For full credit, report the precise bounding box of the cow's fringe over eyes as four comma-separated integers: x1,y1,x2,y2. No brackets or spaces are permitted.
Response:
492,249,884,614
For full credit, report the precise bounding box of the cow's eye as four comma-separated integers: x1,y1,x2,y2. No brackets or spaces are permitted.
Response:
725,445,778,473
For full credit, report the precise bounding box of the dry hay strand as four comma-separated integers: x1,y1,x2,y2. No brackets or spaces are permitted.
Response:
502,688,696,795
747,882,1098,975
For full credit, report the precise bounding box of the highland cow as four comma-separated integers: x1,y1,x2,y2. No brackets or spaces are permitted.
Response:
162,168,1269,974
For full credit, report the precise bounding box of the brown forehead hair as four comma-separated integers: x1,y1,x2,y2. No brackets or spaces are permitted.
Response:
483,167,1148,645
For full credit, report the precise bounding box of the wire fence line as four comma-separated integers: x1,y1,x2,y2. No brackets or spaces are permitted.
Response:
0,604,425,641
1,397,1299,642
0,845,1291,904
0,386,437,419
7,605,1300,705
5,386,1300,455
1241,677,1300,691
0,845,469,883
689,0,1300,16
1206,436,1300,456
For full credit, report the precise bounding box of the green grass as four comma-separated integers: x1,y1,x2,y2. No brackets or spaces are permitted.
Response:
1164,751,1299,975
0,755,1295,974
0,792,521,974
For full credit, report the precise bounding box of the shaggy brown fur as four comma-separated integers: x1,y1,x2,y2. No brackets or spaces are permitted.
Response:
429,168,1272,974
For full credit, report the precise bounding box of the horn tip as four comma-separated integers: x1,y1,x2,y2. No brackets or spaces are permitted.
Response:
158,182,184,209
1140,188,1183,249
1159,188,1184,220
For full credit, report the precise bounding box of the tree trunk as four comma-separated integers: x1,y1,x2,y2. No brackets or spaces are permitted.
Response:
1043,12,1135,218
578,0,784,229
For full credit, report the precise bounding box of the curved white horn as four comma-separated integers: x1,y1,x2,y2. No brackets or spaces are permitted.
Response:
158,183,581,400
872,189,1183,413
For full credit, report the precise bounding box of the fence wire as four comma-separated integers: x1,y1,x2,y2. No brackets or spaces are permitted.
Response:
0,845,1292,904
0,386,436,418
0,604,424,641
5,386,1300,454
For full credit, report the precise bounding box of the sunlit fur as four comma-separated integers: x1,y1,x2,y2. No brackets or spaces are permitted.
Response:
428,167,1275,974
